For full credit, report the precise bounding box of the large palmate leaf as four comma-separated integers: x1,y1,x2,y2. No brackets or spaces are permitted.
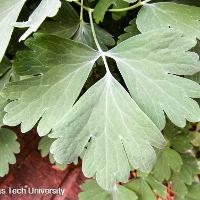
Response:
0,0,26,62
136,2,200,39
0,128,20,176
107,29,200,130
79,180,138,200
50,74,165,190
2,34,100,136
15,0,61,41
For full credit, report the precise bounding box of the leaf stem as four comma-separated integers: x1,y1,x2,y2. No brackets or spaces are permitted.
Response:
88,9,111,74
80,0,84,21
73,0,152,13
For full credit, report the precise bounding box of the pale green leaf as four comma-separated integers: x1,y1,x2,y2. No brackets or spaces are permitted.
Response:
2,34,100,136
50,74,165,190
0,0,26,62
79,180,138,200
136,2,200,39
152,147,183,182
15,0,61,41
0,128,20,176
108,29,200,130
38,135,67,170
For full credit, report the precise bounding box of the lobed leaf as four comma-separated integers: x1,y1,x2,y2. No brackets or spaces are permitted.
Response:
136,2,200,39
2,34,100,136
108,29,200,130
0,128,20,177
50,74,165,190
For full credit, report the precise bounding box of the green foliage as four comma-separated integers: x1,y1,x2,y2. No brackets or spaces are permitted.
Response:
0,0,199,199
0,128,20,176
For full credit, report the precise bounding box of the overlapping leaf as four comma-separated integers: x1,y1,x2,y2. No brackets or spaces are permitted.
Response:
38,136,67,170
118,18,140,44
125,175,167,200
15,0,61,41
151,147,183,182
164,122,194,153
2,34,100,136
171,154,199,198
40,1,80,39
108,29,200,130
93,0,129,23
40,2,115,51
0,128,20,176
0,0,26,62
79,180,138,200
50,74,164,190
136,2,200,39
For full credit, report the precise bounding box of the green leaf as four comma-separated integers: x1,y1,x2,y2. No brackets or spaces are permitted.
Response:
2,34,100,136
152,147,183,182
164,122,194,153
79,180,138,200
118,18,140,44
171,154,199,199
0,0,26,62
15,0,61,41
125,178,156,200
0,128,20,177
136,2,200,39
40,1,80,39
108,29,200,130
186,183,200,200
93,0,129,23
50,74,165,190
74,22,115,51
38,135,67,170
0,57,12,126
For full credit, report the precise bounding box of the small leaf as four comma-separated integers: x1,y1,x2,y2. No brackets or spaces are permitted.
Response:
164,122,194,153
108,29,200,130
0,128,20,177
15,0,61,41
50,74,165,190
118,18,140,44
38,136,67,170
186,183,200,200
152,147,183,182
125,178,156,200
79,180,138,200
0,0,26,62
93,0,129,23
2,34,100,136
136,2,200,39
